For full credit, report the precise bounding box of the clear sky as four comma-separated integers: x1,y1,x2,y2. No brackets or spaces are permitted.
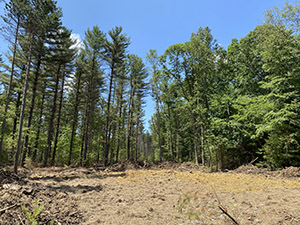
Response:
0,0,290,129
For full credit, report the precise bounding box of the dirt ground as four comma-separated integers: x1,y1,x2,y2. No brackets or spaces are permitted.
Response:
1,162,300,225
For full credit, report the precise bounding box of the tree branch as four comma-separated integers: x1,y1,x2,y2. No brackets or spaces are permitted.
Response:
0,203,18,213
213,189,239,225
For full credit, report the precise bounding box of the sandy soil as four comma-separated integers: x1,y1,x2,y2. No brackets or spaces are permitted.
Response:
1,163,300,224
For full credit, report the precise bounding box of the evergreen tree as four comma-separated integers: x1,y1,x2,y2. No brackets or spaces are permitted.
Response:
0,0,29,160
15,0,63,172
126,54,148,161
68,53,85,165
51,28,76,166
103,26,130,166
147,49,163,161
80,26,105,165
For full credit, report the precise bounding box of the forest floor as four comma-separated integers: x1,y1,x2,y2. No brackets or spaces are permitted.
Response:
1,162,300,225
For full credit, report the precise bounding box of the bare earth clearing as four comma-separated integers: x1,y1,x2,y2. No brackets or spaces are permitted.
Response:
1,163,300,225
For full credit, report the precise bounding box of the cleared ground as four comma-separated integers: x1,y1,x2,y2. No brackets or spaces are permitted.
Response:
1,163,300,224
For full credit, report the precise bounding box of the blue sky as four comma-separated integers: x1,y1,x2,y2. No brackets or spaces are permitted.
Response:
0,0,290,129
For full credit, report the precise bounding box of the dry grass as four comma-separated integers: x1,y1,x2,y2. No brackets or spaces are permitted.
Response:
118,169,300,193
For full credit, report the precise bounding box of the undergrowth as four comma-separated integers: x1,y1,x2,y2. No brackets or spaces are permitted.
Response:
21,200,53,225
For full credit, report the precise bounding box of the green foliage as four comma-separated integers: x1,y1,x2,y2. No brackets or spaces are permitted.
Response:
177,192,191,214
21,200,46,225
1,0,300,170
148,2,300,169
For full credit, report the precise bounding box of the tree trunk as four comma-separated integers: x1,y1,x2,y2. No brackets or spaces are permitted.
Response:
156,97,162,162
126,95,133,161
135,124,139,161
14,34,34,174
200,122,205,166
109,80,117,164
103,66,114,166
96,133,102,164
83,55,96,165
121,104,127,160
126,117,132,161
51,71,65,166
116,93,125,162
115,104,122,163
191,113,199,165
175,117,180,162
139,134,142,161
9,91,22,164
43,64,61,167
68,70,82,165
21,54,42,167
151,139,155,162
167,103,174,160
33,81,46,162
83,112,89,164
208,140,212,171
109,129,115,163
80,126,85,166
0,19,20,158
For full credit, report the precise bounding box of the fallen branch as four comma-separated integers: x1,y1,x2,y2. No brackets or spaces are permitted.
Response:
0,203,18,213
218,205,240,225
213,188,239,225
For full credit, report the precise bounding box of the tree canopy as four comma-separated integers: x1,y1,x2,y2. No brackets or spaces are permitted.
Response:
0,0,299,172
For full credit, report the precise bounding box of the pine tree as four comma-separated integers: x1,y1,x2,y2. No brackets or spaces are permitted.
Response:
68,54,84,165
126,54,148,161
21,38,44,167
114,66,127,163
103,26,130,166
0,0,29,160
43,26,76,166
51,28,76,166
147,49,163,161
15,0,63,173
79,26,105,165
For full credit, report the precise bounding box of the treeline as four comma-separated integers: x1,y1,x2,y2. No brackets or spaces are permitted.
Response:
0,1,299,173
0,0,149,173
148,2,300,170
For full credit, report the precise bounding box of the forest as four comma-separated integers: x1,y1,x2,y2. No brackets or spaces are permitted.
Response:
0,0,300,174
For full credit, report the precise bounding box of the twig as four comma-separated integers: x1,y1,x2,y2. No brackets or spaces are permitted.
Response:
0,203,18,213
249,157,258,165
212,188,239,225
212,188,221,205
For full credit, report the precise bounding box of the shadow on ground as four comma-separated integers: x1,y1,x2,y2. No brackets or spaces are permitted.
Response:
29,172,127,182
30,175,80,182
45,184,103,193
